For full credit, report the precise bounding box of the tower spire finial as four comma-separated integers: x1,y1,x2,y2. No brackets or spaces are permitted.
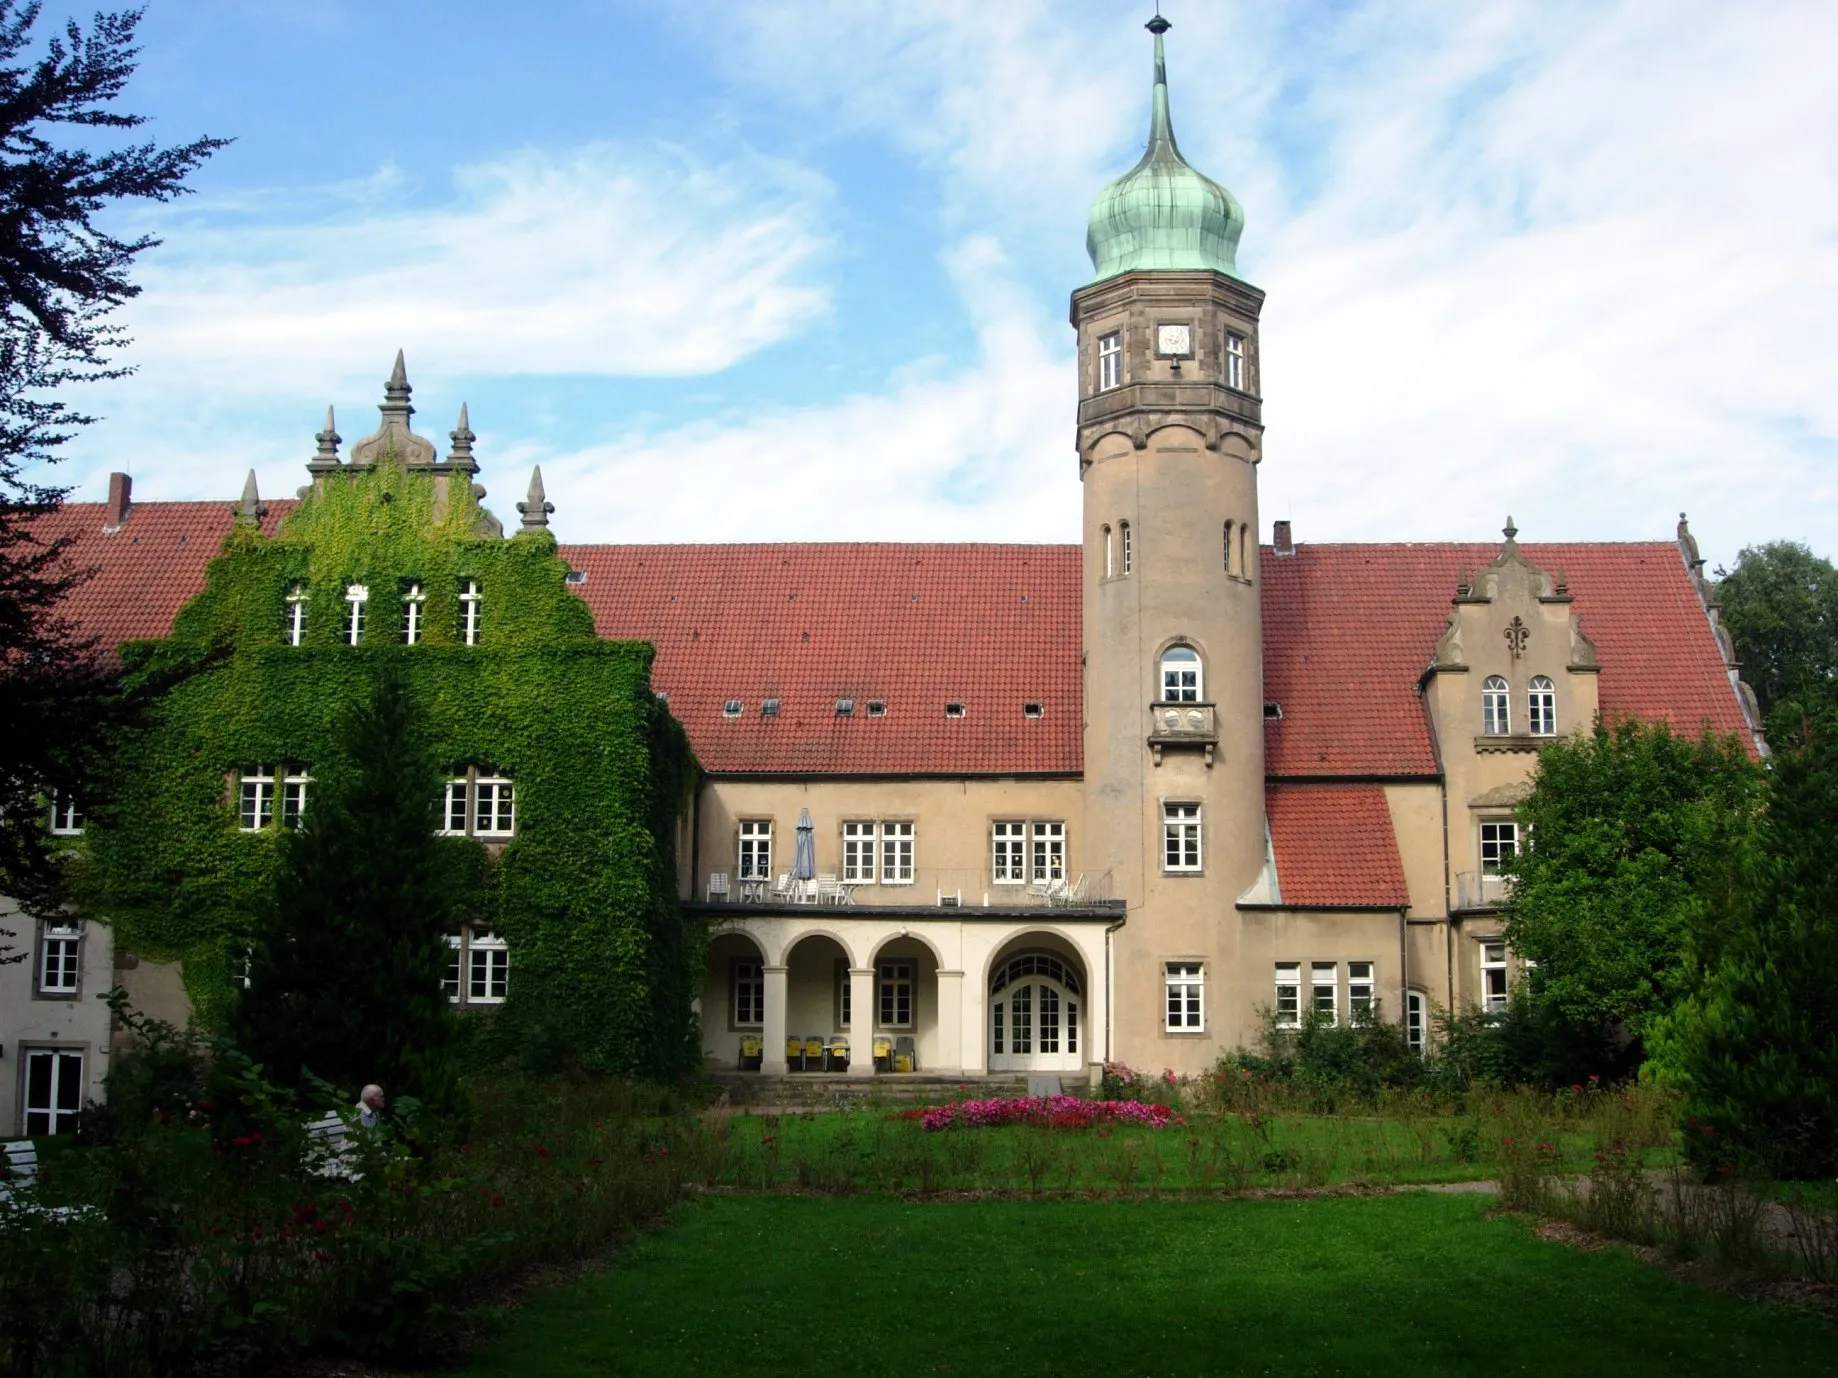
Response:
307,405,342,476
1145,11,1176,153
517,464,554,532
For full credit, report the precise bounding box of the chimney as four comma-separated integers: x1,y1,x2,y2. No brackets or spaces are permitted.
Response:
104,472,133,530
1272,519,1294,556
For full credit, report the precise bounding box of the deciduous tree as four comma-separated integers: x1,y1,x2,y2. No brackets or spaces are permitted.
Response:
1715,541,1838,748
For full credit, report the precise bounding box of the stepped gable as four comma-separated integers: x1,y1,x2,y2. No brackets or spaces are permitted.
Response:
1264,783,1409,908
1260,541,1756,778
557,542,1083,777
27,499,295,654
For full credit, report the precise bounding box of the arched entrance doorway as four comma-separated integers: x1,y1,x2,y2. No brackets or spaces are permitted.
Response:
988,950,1083,1073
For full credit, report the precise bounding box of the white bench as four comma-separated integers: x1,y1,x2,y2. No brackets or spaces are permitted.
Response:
304,1111,363,1181
0,1139,89,1220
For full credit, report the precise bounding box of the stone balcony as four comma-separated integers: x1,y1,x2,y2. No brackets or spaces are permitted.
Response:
1148,700,1218,766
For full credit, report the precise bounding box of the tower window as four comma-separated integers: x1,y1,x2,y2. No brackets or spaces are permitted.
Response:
344,584,368,646
1529,676,1557,736
458,579,482,645
1226,332,1246,390
1223,520,1234,573
1160,645,1202,703
1098,331,1122,390
283,583,308,646
1162,802,1202,873
1482,676,1511,735
1120,520,1132,575
1102,524,1113,578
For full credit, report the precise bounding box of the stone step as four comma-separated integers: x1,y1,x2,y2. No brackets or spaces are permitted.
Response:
708,1072,1033,1110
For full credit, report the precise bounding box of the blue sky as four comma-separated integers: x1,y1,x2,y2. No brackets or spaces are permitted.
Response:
36,0,1838,567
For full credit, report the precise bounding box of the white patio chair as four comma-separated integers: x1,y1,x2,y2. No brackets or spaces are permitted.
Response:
706,871,730,902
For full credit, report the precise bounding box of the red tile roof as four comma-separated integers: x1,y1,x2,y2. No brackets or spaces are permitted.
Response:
26,499,295,653
32,499,1752,781
1264,783,1410,907
1260,543,1754,778
557,543,1083,776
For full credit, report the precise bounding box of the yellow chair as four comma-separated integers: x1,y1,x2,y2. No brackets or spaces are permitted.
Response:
739,1035,763,1071
893,1035,917,1074
785,1036,805,1072
872,1035,893,1072
827,1036,850,1072
803,1036,824,1071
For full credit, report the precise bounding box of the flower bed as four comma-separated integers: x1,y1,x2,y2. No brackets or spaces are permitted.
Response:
921,1096,1175,1132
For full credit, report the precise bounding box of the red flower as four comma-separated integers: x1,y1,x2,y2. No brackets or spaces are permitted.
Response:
314,1219,327,1235
459,1143,470,1154
490,1193,504,1208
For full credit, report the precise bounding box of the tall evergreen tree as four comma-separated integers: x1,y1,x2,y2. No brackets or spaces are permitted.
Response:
234,670,464,1116
1651,711,1838,1179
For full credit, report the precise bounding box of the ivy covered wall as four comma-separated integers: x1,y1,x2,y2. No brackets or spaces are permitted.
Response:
78,450,702,1079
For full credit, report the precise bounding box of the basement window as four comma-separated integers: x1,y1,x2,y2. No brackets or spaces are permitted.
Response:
722,700,743,718
835,699,854,716
761,699,782,718
866,701,887,717
1023,702,1044,719
944,702,966,718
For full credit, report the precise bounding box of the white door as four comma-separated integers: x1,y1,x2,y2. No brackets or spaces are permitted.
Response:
988,953,1083,1073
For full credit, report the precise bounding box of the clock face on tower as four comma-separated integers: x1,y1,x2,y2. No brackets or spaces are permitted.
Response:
1156,323,1192,358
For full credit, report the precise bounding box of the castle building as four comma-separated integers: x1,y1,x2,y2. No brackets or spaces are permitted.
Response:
3,19,1763,1131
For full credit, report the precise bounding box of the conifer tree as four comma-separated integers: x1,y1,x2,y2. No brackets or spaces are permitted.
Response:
234,669,464,1118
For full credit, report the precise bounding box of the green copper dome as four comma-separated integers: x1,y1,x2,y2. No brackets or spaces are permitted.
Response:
1086,17,1244,282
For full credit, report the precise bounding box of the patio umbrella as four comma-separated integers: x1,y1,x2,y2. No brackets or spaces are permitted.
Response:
794,809,816,881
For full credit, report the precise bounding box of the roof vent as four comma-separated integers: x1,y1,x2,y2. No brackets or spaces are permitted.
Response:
761,698,781,718
945,702,966,718
722,700,742,718
835,699,854,716
1023,702,1044,718
564,569,587,585
1264,702,1283,720
866,701,887,717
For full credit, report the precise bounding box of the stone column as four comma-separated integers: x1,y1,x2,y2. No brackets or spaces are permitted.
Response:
761,965,789,1075
847,967,876,1075
935,969,965,1075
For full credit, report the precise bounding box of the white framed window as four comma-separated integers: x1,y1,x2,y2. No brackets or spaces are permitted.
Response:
239,768,275,831
458,579,482,646
1160,645,1202,702
284,583,308,646
1164,962,1204,1032
443,778,470,835
281,768,310,830
1226,331,1245,390
992,821,1027,884
1348,961,1375,1019
443,935,462,1001
1162,801,1202,873
38,922,81,996
1311,962,1338,1025
878,960,914,1028
842,821,876,883
1528,676,1556,736
1031,821,1066,883
474,776,515,837
1482,675,1511,735
881,821,915,884
737,820,773,882
1481,942,1509,1013
837,961,852,1029
1406,989,1428,1052
468,929,508,1003
1480,820,1518,874
401,581,426,645
343,583,368,646
23,1047,84,1135
1274,962,1301,1029
1102,524,1113,578
48,790,83,836
1120,520,1132,574
1098,331,1122,390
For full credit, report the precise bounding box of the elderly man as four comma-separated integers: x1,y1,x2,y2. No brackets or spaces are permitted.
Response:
356,1084,385,1130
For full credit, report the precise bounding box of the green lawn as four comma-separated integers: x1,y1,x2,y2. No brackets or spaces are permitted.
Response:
460,1193,1835,1376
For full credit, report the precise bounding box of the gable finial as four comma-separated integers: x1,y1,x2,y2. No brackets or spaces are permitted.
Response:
1502,515,1519,544
233,468,267,523
307,405,342,475
517,464,554,531
447,401,479,475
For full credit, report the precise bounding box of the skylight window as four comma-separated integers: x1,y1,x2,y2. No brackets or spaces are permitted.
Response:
1023,702,1044,718
835,699,854,716
564,570,587,586
866,701,887,717
1264,702,1283,720
722,700,743,718
761,698,781,718
945,702,965,718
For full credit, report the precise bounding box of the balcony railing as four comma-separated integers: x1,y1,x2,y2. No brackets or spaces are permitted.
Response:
703,867,1117,911
1148,701,1218,765
1454,870,1514,911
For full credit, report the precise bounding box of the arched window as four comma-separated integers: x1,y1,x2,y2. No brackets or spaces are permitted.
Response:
1528,676,1556,736
1482,676,1510,735
1119,520,1132,575
1223,520,1234,574
1101,524,1113,578
1161,645,1202,702
1240,525,1251,580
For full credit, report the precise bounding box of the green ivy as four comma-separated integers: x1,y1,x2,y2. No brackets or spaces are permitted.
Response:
77,453,703,1078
